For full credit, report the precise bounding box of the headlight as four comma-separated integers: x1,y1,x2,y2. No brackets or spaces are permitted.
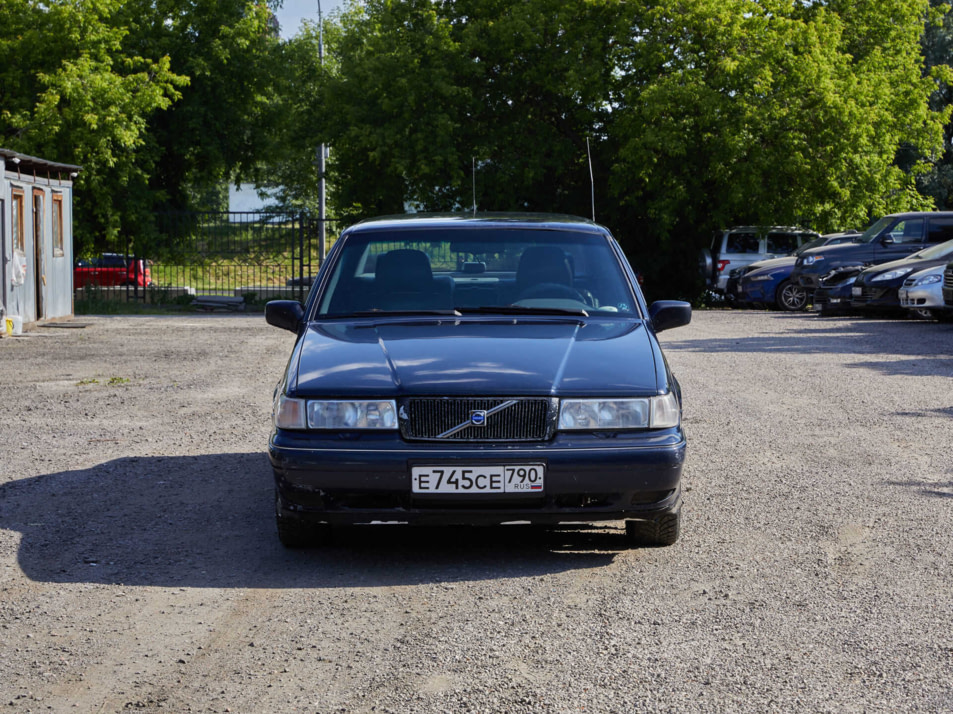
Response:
912,274,942,287
871,268,914,282
275,396,398,430
558,393,680,430
802,255,824,266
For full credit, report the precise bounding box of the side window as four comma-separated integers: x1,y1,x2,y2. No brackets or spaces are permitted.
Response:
766,232,798,254
926,217,953,244
888,218,924,243
726,233,759,254
12,188,25,253
52,193,64,256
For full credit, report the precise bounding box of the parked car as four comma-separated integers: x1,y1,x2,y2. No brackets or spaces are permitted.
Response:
792,212,953,291
701,226,820,294
943,261,953,310
265,213,691,548
733,232,856,311
74,253,152,288
898,265,951,320
811,265,865,316
850,238,953,314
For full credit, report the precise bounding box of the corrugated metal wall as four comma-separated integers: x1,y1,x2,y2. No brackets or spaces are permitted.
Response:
1,157,75,324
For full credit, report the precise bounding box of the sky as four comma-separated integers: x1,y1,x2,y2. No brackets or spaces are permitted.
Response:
274,0,345,39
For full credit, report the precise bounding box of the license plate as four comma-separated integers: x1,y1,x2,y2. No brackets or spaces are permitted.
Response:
411,464,545,494
852,286,862,297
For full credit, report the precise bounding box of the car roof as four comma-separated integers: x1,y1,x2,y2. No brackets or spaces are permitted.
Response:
724,225,817,233
878,211,953,219
345,212,608,235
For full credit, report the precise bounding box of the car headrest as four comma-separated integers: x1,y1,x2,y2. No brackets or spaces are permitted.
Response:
517,246,573,288
375,249,433,291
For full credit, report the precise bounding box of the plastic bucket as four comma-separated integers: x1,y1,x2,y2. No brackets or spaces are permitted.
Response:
5,316,22,336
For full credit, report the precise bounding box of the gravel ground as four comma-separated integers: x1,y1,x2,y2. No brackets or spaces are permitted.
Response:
0,310,951,713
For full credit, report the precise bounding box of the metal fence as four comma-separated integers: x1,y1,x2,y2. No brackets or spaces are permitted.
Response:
140,211,335,304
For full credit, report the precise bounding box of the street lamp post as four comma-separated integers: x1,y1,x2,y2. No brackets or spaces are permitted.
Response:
317,0,327,263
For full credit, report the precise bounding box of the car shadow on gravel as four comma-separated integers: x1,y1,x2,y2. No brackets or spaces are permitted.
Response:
0,454,620,589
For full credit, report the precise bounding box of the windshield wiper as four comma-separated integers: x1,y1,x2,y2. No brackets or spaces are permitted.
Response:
457,305,589,317
345,309,463,317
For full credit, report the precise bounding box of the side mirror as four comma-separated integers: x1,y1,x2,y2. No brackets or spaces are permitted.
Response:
881,235,895,245
265,300,305,333
649,300,692,333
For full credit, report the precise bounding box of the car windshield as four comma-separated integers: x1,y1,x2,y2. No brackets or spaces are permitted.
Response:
909,237,953,261
795,236,826,255
855,216,896,244
315,227,639,317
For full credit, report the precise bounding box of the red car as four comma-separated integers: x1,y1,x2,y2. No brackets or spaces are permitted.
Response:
74,253,152,288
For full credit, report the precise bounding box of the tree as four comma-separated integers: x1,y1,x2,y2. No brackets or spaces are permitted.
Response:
306,0,949,299
116,0,286,212
0,0,186,250
609,0,950,296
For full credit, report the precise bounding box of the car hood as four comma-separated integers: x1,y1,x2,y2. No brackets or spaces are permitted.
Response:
744,256,796,274
799,242,870,260
861,255,953,280
288,317,663,397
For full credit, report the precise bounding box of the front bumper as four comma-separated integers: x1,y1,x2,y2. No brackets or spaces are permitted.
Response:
899,284,944,309
270,429,686,526
794,269,820,289
850,285,901,311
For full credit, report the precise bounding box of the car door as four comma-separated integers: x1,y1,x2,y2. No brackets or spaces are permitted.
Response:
925,216,953,248
873,217,926,262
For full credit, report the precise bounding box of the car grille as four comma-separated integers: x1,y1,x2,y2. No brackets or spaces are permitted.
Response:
857,286,884,301
400,397,556,442
944,266,953,289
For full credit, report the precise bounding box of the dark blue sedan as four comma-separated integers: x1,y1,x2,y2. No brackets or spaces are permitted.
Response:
734,233,856,310
265,214,691,547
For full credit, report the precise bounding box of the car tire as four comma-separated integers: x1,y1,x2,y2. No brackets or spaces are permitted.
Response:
775,280,807,311
275,490,331,548
625,509,680,547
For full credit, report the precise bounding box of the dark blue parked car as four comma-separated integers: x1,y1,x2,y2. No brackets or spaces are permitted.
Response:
734,233,855,310
265,214,692,548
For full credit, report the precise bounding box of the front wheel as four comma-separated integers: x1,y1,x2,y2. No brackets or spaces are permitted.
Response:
775,280,807,311
625,509,680,547
275,489,331,548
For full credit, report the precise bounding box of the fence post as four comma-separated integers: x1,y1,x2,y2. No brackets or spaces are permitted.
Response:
298,215,305,302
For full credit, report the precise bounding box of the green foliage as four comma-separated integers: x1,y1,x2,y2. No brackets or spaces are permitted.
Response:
293,0,950,298
116,0,286,212
1,0,286,255
4,0,952,301
0,0,187,249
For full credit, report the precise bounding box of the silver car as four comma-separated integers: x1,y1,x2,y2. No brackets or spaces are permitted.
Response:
898,265,950,319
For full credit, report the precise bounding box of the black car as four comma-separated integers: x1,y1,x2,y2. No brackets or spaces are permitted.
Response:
792,212,953,291
265,214,692,548
811,265,865,316
850,239,953,313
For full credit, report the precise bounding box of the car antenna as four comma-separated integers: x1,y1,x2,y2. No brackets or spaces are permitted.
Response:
587,137,596,222
472,156,477,217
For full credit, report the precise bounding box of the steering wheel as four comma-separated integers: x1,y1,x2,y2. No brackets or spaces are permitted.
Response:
517,282,588,302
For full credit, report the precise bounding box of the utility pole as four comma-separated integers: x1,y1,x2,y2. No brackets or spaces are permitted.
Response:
317,0,327,263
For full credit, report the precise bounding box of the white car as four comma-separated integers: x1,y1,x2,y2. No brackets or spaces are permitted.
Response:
898,265,950,320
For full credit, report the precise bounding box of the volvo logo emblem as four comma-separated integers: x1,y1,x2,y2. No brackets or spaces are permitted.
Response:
470,410,487,427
